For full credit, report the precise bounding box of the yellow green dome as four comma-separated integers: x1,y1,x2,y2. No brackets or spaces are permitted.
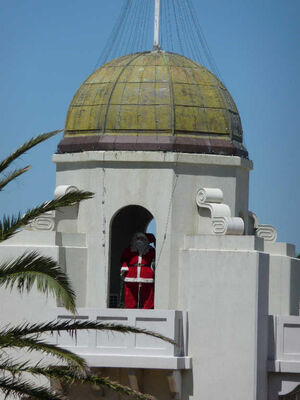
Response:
59,51,247,157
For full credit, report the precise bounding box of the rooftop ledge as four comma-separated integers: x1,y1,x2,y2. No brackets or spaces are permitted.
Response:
53,151,253,170
51,308,192,370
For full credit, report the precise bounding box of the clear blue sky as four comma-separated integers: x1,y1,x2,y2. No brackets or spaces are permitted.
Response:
0,0,299,253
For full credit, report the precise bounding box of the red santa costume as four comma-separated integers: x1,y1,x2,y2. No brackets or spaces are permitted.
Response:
120,233,155,309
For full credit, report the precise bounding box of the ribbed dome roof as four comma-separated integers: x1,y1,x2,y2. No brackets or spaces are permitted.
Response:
59,51,247,157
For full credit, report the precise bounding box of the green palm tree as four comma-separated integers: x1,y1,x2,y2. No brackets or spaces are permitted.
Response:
0,131,172,400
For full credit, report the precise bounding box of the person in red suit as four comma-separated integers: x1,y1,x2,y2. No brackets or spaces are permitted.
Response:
120,232,155,309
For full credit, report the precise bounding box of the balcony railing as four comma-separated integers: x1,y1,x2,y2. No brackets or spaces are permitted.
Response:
52,308,191,370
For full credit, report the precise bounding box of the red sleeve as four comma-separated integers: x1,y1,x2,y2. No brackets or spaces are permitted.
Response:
121,247,131,266
149,247,155,262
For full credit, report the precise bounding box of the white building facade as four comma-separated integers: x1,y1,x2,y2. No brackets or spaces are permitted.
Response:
1,51,300,400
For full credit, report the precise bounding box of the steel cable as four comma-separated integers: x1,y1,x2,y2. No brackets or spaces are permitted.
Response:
166,0,174,52
182,0,204,64
178,0,198,62
185,0,222,78
138,0,147,51
134,0,143,52
92,0,222,80
172,0,184,55
163,0,171,51
94,0,130,68
112,0,133,59
145,0,152,50
125,0,140,54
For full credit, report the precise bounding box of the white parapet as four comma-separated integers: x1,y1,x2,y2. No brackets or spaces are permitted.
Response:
51,308,191,370
269,315,300,373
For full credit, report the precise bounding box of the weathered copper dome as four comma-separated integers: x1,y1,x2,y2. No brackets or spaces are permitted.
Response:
58,51,247,157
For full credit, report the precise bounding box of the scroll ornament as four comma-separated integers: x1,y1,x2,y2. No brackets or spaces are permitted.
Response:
54,185,79,198
23,185,79,231
23,211,55,231
249,211,277,242
196,188,244,235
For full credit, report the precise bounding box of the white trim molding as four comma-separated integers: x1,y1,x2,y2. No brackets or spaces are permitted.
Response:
124,277,154,283
196,187,244,235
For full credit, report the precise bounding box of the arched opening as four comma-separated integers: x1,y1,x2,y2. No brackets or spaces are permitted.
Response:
109,205,155,308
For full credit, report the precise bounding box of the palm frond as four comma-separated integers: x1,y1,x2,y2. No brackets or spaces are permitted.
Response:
32,367,155,400
0,335,86,369
0,166,31,191
0,357,32,375
0,360,154,400
4,320,176,344
0,376,65,400
0,190,93,242
0,130,62,174
0,252,76,313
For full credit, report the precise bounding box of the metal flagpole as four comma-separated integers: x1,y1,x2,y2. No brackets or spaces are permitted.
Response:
153,0,161,50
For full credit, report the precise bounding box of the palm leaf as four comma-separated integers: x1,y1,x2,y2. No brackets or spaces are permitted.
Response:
0,190,93,242
0,252,76,313
0,360,154,400
0,166,31,191
0,356,32,375
0,376,65,400
0,130,62,174
32,367,155,400
0,334,86,369
4,320,176,344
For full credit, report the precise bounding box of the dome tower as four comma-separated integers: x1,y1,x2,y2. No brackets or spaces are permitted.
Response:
2,2,300,400
59,51,247,157
54,48,252,309
51,4,264,398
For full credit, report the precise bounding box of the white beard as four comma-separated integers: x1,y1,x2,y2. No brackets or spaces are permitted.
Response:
131,240,150,256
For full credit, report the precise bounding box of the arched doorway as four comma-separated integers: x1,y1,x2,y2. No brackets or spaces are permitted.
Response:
109,205,155,308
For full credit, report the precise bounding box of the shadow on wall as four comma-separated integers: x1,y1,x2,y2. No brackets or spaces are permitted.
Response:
108,205,155,308
290,258,300,316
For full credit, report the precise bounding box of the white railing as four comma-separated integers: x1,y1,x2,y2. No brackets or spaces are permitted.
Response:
52,308,191,370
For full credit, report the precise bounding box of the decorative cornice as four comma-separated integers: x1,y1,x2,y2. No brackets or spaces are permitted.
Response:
53,151,253,170
57,136,248,159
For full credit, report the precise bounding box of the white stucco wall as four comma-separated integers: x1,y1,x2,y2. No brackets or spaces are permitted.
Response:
265,242,300,316
179,235,269,400
53,151,252,310
2,149,300,399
